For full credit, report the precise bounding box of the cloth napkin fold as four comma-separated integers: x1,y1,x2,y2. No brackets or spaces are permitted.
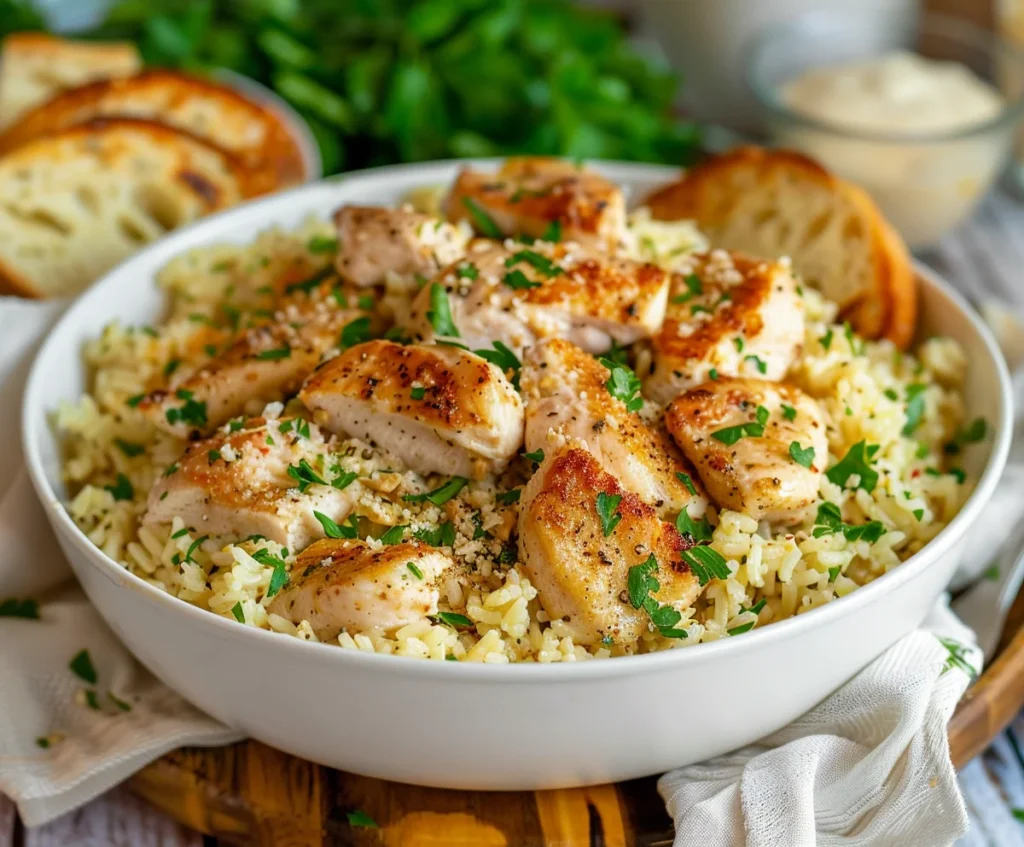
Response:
0,296,1003,844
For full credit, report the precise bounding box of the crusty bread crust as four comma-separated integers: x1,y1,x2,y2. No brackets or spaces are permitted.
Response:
0,117,250,298
0,33,140,129
0,68,305,193
643,146,916,348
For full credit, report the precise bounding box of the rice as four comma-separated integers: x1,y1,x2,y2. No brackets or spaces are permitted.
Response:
56,210,975,663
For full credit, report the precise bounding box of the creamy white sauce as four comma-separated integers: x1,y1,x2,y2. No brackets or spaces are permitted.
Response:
782,51,1004,136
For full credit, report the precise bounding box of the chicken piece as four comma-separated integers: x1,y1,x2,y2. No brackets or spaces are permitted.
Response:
268,538,456,640
446,157,627,249
334,205,468,288
300,339,524,478
407,242,669,356
520,338,707,520
140,302,363,439
643,251,804,406
518,444,700,646
144,418,355,550
664,378,828,523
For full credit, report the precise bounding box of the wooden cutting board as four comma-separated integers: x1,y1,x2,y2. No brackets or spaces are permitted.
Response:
124,581,1024,847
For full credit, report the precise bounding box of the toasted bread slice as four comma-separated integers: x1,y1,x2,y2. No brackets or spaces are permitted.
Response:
0,33,140,129
643,146,916,348
0,68,306,193
0,118,249,299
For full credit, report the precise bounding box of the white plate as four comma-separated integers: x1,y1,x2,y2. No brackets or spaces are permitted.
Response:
21,160,1014,790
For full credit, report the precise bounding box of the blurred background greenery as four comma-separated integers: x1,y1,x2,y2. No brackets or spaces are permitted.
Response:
0,0,700,173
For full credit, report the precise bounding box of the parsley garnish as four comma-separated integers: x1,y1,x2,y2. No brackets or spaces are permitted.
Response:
0,598,39,619
114,439,144,457
812,502,886,543
379,525,407,545
126,393,145,407
595,491,622,536
402,477,468,506
676,472,697,496
104,473,133,501
745,355,767,375
503,269,541,290
69,649,97,684
474,340,521,377
541,220,562,242
671,273,702,304
165,389,208,428
252,548,289,597
413,522,456,547
456,263,478,280
285,266,332,295
789,442,815,468
461,197,503,237
676,507,713,543
410,386,426,400
728,621,756,636
314,511,357,539
207,449,222,464
600,359,643,412
427,284,460,337
256,345,291,360
781,404,797,421
826,441,880,492
602,342,630,367
626,554,689,639
712,405,769,446
902,384,927,436
498,488,521,505
340,316,373,349
231,602,245,623
184,535,208,563
938,636,977,678
163,358,180,377
733,337,744,352
524,448,545,464
944,418,988,454
691,304,712,315
505,249,564,278
820,328,834,350
407,562,424,580
435,611,474,628
308,235,337,254
709,367,719,381
287,459,327,492
681,546,731,586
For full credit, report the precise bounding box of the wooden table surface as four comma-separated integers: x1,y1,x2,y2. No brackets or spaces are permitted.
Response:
3,185,1024,847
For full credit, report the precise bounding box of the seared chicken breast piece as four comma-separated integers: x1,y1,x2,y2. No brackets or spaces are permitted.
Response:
643,251,804,406
407,242,669,356
145,419,355,550
334,205,468,288
664,378,827,523
300,339,524,478
518,444,700,646
268,538,456,640
142,302,363,439
520,338,707,520
446,157,627,249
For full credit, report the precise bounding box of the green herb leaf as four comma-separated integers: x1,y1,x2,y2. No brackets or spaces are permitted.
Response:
676,507,713,543
728,621,755,636
498,488,521,505
820,328,834,350
944,418,988,454
411,386,426,400
812,502,886,543
712,406,769,446
461,197,503,238
231,602,245,623
789,442,815,468
427,284,460,337
671,273,702,304
595,491,622,537
503,269,541,290
733,337,745,352
287,459,327,492
402,477,468,506
308,235,338,254
412,522,456,548
676,472,697,496
456,263,478,280
435,611,474,629
781,404,797,421
902,383,927,436
680,546,730,586
314,510,348,539
541,220,562,242
256,345,291,361
126,393,145,408
600,359,644,413
114,439,144,457
744,355,767,374
104,473,134,502
69,649,97,684
474,340,521,375
0,598,39,619
407,562,424,580
524,449,545,464
825,440,880,492
379,525,407,545
340,316,373,349
505,249,564,278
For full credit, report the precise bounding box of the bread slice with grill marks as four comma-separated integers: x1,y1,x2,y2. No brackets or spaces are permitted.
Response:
0,118,251,298
642,146,916,348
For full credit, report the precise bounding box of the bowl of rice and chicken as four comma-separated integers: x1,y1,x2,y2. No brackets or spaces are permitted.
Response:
22,158,1011,788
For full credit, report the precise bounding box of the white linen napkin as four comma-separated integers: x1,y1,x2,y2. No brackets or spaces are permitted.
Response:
0,296,1004,842
0,299,241,827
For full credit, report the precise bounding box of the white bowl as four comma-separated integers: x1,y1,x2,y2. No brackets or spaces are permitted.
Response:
21,161,1013,790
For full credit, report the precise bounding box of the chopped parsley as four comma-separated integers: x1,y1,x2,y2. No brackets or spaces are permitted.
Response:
126,393,145,407
104,473,134,501
690,304,712,315
379,525,407,545
781,404,797,421
69,649,97,684
884,388,899,401
165,389,208,428
207,449,222,464
541,220,562,242
184,535,208,564
498,488,521,505
524,449,545,464
789,442,815,468
626,554,688,639
602,341,630,367
503,269,541,290
742,598,767,616
403,476,468,506
676,507,713,544
410,385,426,400
938,636,977,678
913,508,924,521
340,316,373,349
456,263,478,280
709,367,719,381
671,273,702,304
0,598,39,619
681,546,731,586
820,328,834,350
595,491,622,536
825,441,880,492
812,502,886,543
600,359,643,413
314,510,356,539
287,459,327,492
308,235,338,254
984,564,1000,581
461,197,503,237
114,439,144,457
357,294,375,311
733,337,744,353
413,522,456,547
728,621,756,636
744,355,767,375
256,345,291,360
427,284,460,337
252,548,289,597
676,472,698,496
407,562,424,580
945,418,988,454
231,602,245,623
902,384,927,436
285,266,332,295
711,405,769,446
435,611,474,629
163,358,181,378
474,340,521,377
171,527,189,539
828,566,841,582
505,249,564,278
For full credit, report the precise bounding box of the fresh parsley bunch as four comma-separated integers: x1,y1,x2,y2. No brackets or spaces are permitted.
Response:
78,0,700,173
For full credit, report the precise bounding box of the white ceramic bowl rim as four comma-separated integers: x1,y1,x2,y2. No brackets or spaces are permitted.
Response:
21,159,1014,683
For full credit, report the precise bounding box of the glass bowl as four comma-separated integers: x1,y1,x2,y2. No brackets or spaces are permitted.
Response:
745,9,1024,248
